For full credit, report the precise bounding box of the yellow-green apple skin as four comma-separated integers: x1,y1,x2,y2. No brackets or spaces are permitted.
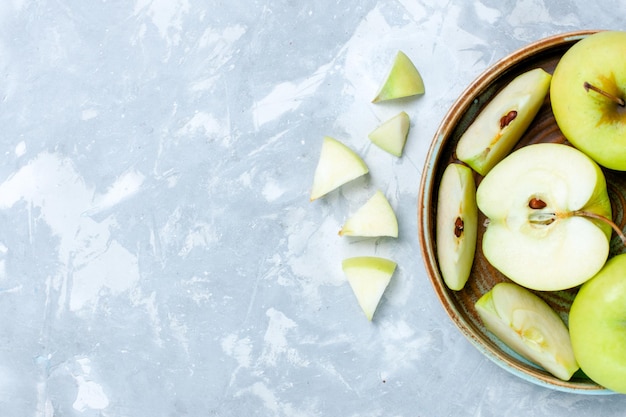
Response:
436,163,477,291
475,282,579,380
372,51,425,103
368,111,411,157
342,256,397,321
476,143,612,291
456,68,552,176
569,254,626,393
339,190,398,238
551,31,626,171
310,136,369,201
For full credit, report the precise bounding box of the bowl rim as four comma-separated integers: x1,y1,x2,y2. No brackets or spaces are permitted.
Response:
417,29,614,394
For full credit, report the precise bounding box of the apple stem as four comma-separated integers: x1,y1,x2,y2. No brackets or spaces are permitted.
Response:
574,210,626,247
583,82,625,107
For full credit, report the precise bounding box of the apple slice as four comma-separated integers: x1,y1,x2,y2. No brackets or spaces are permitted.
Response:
342,256,397,320
372,51,425,103
475,282,579,381
569,253,626,394
455,68,552,176
550,31,626,171
368,111,411,157
310,136,369,201
339,190,398,238
476,143,613,291
435,162,477,291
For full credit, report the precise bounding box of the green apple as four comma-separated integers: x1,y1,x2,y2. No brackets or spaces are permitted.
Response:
339,190,398,238
342,256,397,321
475,282,579,381
550,31,626,171
372,51,425,103
368,111,411,157
455,68,552,176
476,143,613,291
310,136,369,201
435,162,477,291
569,253,626,394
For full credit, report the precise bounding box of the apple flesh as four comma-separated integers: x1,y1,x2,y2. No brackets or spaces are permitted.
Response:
569,253,626,394
310,136,369,201
368,111,411,157
436,163,477,291
455,68,552,176
339,190,398,238
342,256,397,321
372,51,425,103
550,30,626,171
475,282,579,381
476,143,612,291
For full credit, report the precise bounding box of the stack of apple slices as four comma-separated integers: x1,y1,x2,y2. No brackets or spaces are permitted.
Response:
309,50,425,321
434,30,626,392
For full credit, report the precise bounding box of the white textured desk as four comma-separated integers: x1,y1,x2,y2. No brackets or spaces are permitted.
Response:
0,1,625,415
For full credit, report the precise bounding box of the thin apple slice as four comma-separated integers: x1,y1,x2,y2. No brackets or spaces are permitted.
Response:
455,67,552,176
342,256,396,320
475,282,579,381
368,111,411,157
310,136,369,201
435,162,477,291
476,143,612,291
339,190,398,238
372,51,425,103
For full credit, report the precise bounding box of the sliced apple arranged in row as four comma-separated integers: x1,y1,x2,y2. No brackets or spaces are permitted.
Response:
435,163,477,291
475,282,579,381
342,256,397,320
455,68,552,176
368,111,411,157
339,190,398,238
310,136,369,201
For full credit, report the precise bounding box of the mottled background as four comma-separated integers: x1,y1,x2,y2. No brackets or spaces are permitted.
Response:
0,0,625,416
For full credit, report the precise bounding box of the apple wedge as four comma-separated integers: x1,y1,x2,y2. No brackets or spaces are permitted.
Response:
342,256,397,320
569,253,626,394
435,162,477,291
368,111,411,157
475,282,579,381
339,190,398,238
476,143,612,291
372,51,425,103
550,31,626,171
455,68,552,176
310,136,369,201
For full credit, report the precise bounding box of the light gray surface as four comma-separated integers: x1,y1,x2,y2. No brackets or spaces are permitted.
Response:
0,1,625,416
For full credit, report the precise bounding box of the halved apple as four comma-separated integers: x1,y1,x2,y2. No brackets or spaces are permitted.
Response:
310,136,369,201
475,282,579,381
339,190,398,238
435,162,477,291
455,68,552,176
372,51,425,103
476,143,612,291
368,111,411,157
342,256,397,320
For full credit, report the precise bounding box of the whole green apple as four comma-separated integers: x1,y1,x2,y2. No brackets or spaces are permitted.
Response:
551,31,626,171
569,253,626,394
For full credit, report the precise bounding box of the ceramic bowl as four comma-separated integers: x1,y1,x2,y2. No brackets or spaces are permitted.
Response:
418,30,626,394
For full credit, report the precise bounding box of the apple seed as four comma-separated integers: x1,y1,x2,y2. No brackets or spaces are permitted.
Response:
528,198,547,209
454,216,464,237
499,110,518,129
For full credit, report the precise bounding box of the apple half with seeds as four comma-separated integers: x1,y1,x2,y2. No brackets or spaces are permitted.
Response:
368,111,411,157
342,256,397,321
339,190,398,238
456,67,552,176
476,143,613,291
372,51,425,103
436,162,477,291
310,136,369,201
475,282,579,381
